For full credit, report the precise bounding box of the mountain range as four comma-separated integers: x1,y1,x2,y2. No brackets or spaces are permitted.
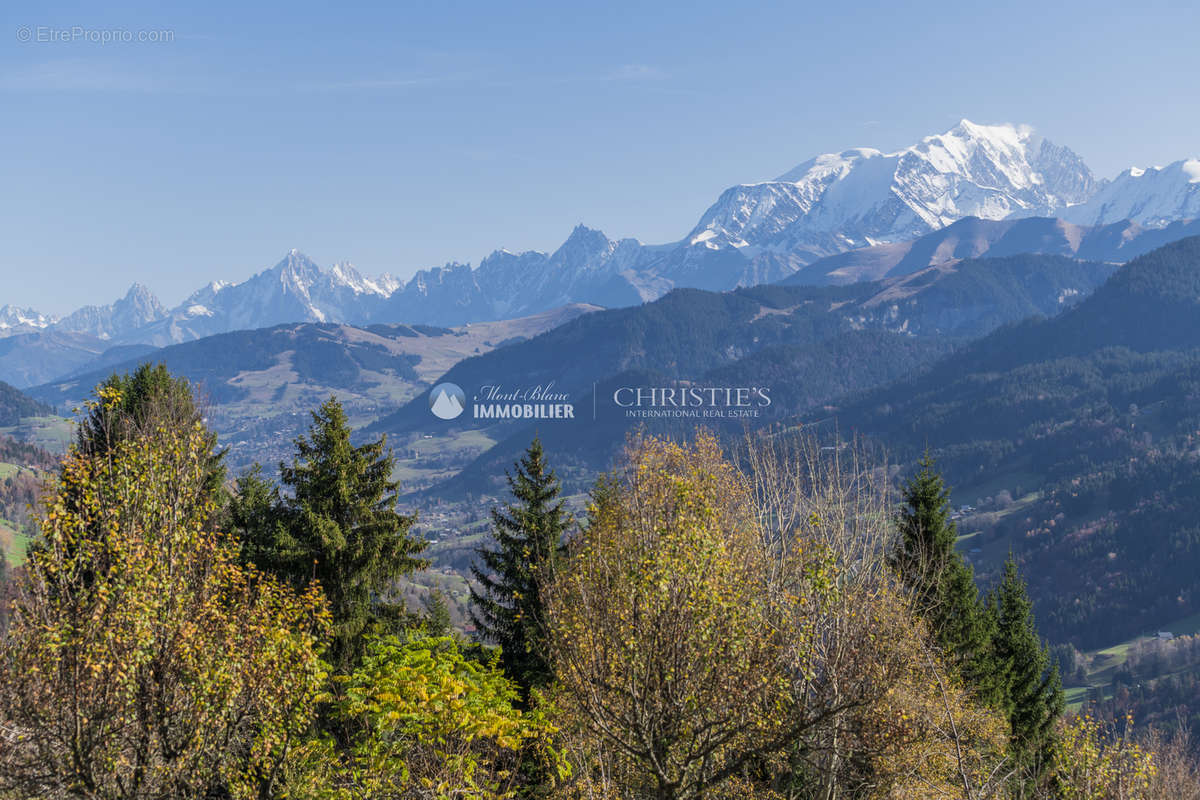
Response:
348,233,1200,651
360,251,1118,484
29,304,598,477
5,120,1200,379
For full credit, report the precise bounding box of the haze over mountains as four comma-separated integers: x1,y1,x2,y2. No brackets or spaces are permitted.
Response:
5,120,1199,384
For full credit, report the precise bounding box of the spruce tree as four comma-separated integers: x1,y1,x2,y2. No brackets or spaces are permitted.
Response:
228,463,288,574
470,437,570,693
893,454,990,675
253,397,427,673
76,363,225,499
893,453,960,606
991,558,1064,778
422,589,453,637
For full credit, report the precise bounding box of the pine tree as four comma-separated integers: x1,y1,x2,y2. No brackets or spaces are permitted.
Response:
892,454,991,677
470,437,570,693
264,397,427,673
992,558,1065,779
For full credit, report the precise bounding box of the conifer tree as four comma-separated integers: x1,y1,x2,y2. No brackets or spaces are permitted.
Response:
76,362,225,498
470,437,570,693
229,463,288,574
422,588,453,637
893,454,991,678
992,558,1064,778
245,397,427,673
893,453,959,605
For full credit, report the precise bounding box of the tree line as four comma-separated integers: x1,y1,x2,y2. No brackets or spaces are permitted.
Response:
0,363,1196,799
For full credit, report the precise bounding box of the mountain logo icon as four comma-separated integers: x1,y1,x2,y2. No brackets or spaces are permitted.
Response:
429,382,466,420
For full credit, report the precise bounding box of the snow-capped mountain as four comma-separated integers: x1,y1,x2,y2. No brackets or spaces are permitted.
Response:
0,251,399,349
0,305,53,334
54,283,167,340
132,250,396,345
682,120,1096,266
377,225,658,325
1063,159,1200,227
8,119,1200,343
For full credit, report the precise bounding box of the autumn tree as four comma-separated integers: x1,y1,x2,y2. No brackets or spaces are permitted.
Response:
545,433,800,798
737,430,1011,798
230,397,427,674
1051,714,1155,800
0,405,328,799
284,635,566,800
471,436,570,694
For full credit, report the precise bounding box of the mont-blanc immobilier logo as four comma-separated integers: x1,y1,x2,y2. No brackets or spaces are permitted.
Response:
429,383,466,420
428,381,576,421
472,382,574,420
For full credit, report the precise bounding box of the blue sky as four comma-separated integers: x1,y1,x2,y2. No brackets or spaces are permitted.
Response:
2,0,1198,314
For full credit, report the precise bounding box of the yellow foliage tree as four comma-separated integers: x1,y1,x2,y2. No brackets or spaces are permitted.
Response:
1052,715,1156,800
546,432,835,799
285,635,566,800
548,431,1012,800
0,409,329,800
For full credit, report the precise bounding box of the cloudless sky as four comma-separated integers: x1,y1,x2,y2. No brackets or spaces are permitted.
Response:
1,0,1198,314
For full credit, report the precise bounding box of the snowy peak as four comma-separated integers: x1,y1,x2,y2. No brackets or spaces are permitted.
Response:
550,224,617,272
690,120,1097,261
259,251,396,299
378,223,650,325
53,283,166,340
0,305,54,332
1064,158,1200,227
271,249,323,296
775,147,885,183
118,283,166,318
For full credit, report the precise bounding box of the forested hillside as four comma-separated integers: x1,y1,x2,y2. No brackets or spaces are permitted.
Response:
822,236,1200,647
0,381,51,427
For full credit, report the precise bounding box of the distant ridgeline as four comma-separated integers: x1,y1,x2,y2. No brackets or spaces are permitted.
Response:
23,237,1200,654
369,252,1116,495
